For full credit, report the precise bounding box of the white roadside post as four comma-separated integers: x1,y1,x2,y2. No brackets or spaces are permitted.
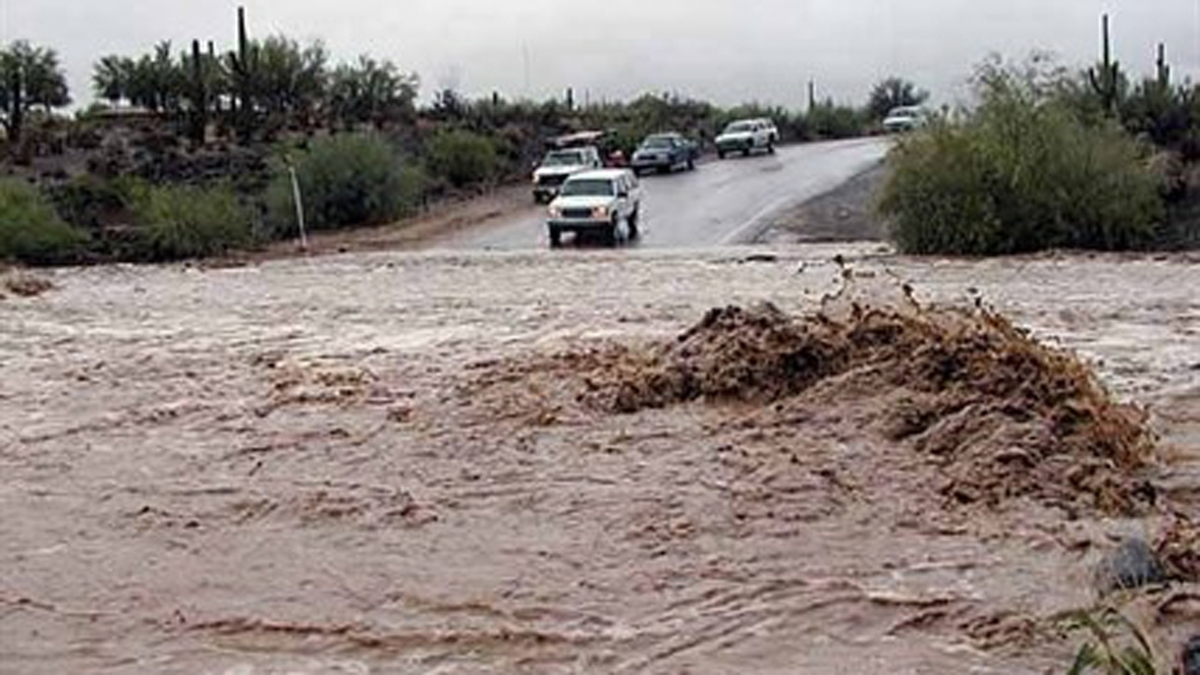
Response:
287,161,308,252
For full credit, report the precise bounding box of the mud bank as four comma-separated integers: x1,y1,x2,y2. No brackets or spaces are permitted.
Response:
1,246,1198,674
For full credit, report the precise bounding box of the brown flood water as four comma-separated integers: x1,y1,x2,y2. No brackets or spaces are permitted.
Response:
1,246,1198,674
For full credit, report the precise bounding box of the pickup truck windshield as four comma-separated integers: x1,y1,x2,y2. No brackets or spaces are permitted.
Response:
642,137,675,149
543,151,585,167
724,122,754,134
560,179,615,197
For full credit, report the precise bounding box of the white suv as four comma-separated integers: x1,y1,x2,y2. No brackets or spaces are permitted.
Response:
716,118,778,159
882,106,929,133
546,169,643,247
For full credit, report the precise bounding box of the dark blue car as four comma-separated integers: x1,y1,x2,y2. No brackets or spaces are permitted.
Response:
630,133,700,175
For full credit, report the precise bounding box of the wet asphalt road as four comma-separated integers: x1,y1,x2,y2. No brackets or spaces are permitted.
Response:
445,137,891,250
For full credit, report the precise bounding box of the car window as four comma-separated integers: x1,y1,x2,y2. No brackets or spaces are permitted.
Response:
543,151,584,167
560,178,615,197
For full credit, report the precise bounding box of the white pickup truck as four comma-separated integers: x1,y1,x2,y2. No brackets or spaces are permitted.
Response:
546,169,643,247
532,146,603,203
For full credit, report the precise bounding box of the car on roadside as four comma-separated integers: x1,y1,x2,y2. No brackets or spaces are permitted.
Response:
716,118,777,158
882,106,929,133
532,146,603,203
631,133,700,175
546,169,642,247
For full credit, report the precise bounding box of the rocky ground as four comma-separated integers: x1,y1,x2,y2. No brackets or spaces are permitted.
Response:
2,246,1199,674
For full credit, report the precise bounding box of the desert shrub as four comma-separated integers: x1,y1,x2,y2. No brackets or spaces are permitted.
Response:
130,183,257,261
44,174,142,233
1121,79,1194,149
266,133,421,234
806,102,868,140
0,179,91,265
880,61,1162,255
425,130,499,188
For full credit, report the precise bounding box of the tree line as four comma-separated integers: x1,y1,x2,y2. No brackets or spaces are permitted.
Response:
0,4,932,153
89,8,419,144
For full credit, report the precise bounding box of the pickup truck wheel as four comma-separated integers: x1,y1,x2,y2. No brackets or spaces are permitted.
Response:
687,157,696,171
767,141,776,155
548,227,562,248
718,150,726,160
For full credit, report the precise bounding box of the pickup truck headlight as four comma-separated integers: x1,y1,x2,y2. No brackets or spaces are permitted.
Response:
591,206,609,220
548,205,562,218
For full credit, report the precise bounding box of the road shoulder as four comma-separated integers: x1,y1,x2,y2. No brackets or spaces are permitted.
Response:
757,160,890,244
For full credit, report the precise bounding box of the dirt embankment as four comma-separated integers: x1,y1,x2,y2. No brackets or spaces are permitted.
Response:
569,299,1155,513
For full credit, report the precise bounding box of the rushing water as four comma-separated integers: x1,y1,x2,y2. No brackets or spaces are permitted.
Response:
1,246,1197,674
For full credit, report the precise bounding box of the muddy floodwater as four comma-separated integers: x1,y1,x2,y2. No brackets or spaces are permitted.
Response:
1,246,1198,674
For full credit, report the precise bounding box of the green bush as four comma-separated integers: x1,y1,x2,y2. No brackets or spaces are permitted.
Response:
879,63,1162,255
266,133,421,234
44,174,142,233
425,130,499,188
130,184,257,261
0,179,91,265
806,103,868,140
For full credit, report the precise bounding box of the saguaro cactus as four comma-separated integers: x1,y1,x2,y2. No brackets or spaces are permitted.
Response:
6,65,22,144
229,6,257,143
189,39,209,146
1088,14,1123,114
1156,43,1171,88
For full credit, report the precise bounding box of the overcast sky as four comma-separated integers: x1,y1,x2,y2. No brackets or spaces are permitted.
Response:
2,0,1198,109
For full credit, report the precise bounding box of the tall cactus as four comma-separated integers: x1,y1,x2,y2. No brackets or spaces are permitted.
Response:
6,64,22,145
188,39,209,147
229,6,257,143
1156,43,1171,89
207,41,221,116
1088,14,1123,114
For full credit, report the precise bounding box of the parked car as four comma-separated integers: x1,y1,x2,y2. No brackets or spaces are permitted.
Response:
716,119,777,158
532,146,603,203
546,169,643,247
882,106,929,133
631,133,700,175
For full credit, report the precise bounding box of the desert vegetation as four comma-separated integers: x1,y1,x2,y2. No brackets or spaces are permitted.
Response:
882,16,1200,255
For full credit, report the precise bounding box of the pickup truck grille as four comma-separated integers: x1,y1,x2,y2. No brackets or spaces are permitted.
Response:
561,208,595,219
537,174,568,187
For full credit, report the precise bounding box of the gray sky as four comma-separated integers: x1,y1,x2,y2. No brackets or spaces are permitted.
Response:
3,0,1198,109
